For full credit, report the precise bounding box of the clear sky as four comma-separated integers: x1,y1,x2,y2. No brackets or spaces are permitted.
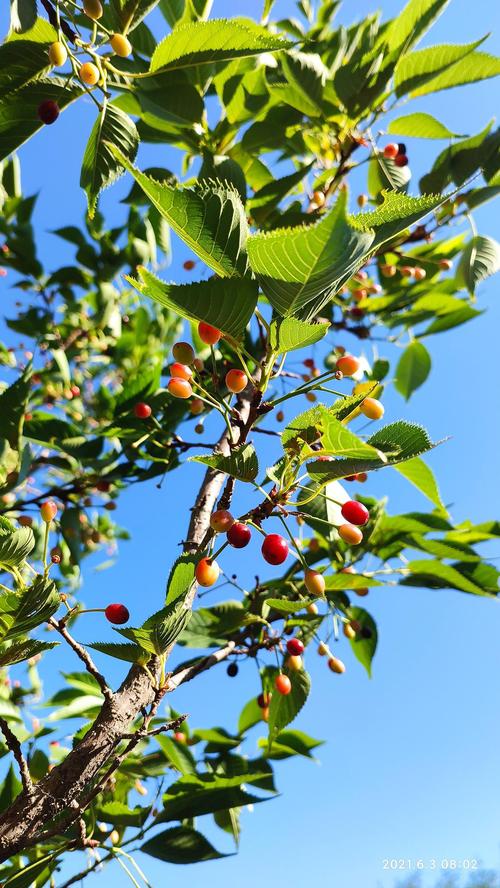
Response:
1,1,500,886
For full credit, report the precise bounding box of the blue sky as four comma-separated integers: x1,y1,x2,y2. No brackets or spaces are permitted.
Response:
1,0,500,886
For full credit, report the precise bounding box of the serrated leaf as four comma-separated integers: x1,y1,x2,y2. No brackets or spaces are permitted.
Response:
88,642,149,664
0,38,51,97
190,443,258,482
268,667,310,746
166,555,197,604
141,826,230,862
348,606,377,677
111,148,249,277
117,597,192,655
394,38,486,97
456,235,500,294
298,480,347,542
9,0,37,33
260,728,323,759
0,639,58,667
0,78,83,163
394,456,447,514
157,779,268,823
394,340,431,400
349,190,446,250
0,364,31,449
402,559,497,596
0,527,35,569
324,574,382,591
269,317,330,354
388,112,464,139
321,416,384,459
150,18,292,72
0,576,59,642
81,105,139,218
264,598,311,614
381,0,451,54
409,50,500,98
128,268,258,343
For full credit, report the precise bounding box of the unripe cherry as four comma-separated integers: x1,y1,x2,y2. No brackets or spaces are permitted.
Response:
343,623,356,640
37,100,59,125
48,41,67,67
169,362,192,381
336,354,360,377
308,538,320,553
227,522,251,548
413,267,426,281
40,500,57,523
198,322,221,345
134,402,151,419
83,0,103,18
380,264,397,277
210,510,234,533
225,369,248,393
190,398,204,415
286,638,304,657
338,523,363,545
286,654,303,671
168,377,193,399
105,603,129,624
317,641,329,656
261,534,288,565
304,569,325,597
172,342,195,365
195,557,219,587
357,193,368,208
306,602,318,615
312,190,326,207
360,397,384,420
110,34,132,57
383,143,399,159
193,357,204,372
79,62,100,86
261,706,270,722
341,500,369,526
328,655,346,674
275,674,292,695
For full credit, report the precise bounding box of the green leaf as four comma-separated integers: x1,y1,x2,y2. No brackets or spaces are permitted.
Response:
81,105,139,218
269,317,330,354
150,18,292,72
0,527,35,570
394,340,431,400
0,639,58,667
308,421,435,484
166,555,197,604
349,190,446,251
0,78,83,163
7,17,57,42
394,38,487,97
96,802,151,827
394,456,447,514
298,480,345,543
268,667,311,746
238,697,262,734
117,598,192,655
0,364,31,449
141,826,230,862
261,728,323,760
190,443,258,482
456,236,500,295
348,606,377,677
157,778,268,823
264,598,311,614
9,0,37,34
324,574,383,591
0,764,21,814
3,855,56,888
381,0,451,54
128,268,258,343
321,415,384,459
87,642,149,664
387,112,464,139
111,148,249,277
409,51,500,98
402,560,496,596
0,39,52,97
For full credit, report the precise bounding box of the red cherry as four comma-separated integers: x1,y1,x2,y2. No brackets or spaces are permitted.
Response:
286,638,304,657
227,522,251,548
383,143,399,159
105,603,130,624
303,358,315,369
257,692,271,708
198,322,221,345
395,154,409,167
261,534,289,565
37,100,59,125
210,510,234,532
183,260,196,271
275,674,292,695
96,480,111,492
40,500,57,522
341,500,370,526
134,402,151,419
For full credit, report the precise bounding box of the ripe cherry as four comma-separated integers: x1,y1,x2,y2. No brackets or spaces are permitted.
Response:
303,358,315,369
276,410,285,422
395,154,409,167
169,362,192,381
414,267,426,281
336,354,360,377
338,523,363,545
183,260,195,271
110,34,132,57
356,588,369,597
261,534,288,565
134,402,151,419
226,369,248,393
37,100,59,125
79,62,100,86
328,656,346,674
210,510,234,533
173,731,187,744
83,0,103,18
172,342,195,365
341,500,369,526
227,662,238,677
360,397,384,420
275,674,292,695
105,603,130,624
190,398,204,415
168,378,193,399
305,392,316,403
40,500,57,523
383,143,399,159
304,569,326,597
195,557,219,587
286,638,304,657
51,553,61,564
198,322,221,345
18,515,33,527
227,522,251,548
257,692,271,708
48,41,67,67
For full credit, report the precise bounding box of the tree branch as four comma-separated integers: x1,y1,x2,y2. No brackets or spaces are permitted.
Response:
49,618,113,702
167,642,236,692
0,718,33,796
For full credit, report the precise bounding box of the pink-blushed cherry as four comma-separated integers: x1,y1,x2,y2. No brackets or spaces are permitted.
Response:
439,258,453,270
210,510,234,533
190,398,204,415
169,362,192,381
306,602,318,615
328,655,346,674
134,402,151,419
173,731,187,743
226,369,248,393
275,674,292,695
360,397,384,420
380,263,397,277
286,638,304,657
286,654,303,671
262,534,288,565
105,603,130,624
168,378,193,399
341,500,369,526
38,100,59,124
338,523,363,545
40,500,57,523
383,143,399,159
195,557,219,587
173,342,195,365
336,354,360,377
227,522,251,548
400,266,415,277
414,267,426,281
198,322,221,345
304,569,325,597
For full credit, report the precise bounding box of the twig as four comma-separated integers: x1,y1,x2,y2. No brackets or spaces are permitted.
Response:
0,718,33,796
167,642,236,692
40,0,78,42
49,618,113,702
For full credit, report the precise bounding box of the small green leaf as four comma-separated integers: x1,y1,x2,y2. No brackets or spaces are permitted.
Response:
141,826,230,863
0,78,82,163
321,416,384,459
96,802,151,827
394,456,447,514
166,555,197,604
268,667,310,746
324,574,382,591
0,639,58,667
117,598,192,655
81,105,139,218
0,364,31,449
388,112,465,139
190,443,258,482
269,317,330,354
394,38,487,97
0,575,59,642
0,526,35,569
264,598,311,614
87,642,149,664
402,560,497,596
456,235,500,294
348,606,377,677
394,341,431,400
